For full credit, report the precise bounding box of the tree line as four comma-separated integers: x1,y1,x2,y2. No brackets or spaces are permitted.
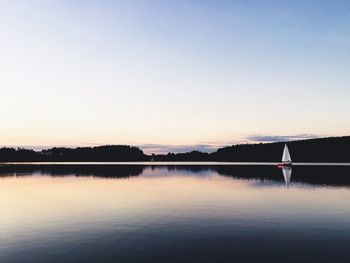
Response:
0,136,349,162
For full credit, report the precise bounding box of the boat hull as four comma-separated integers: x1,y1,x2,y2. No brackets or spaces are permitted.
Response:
277,162,292,168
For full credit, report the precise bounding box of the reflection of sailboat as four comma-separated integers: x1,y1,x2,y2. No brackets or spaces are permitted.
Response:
277,144,292,167
281,166,292,188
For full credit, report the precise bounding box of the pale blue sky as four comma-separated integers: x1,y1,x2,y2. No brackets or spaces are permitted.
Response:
1,0,349,153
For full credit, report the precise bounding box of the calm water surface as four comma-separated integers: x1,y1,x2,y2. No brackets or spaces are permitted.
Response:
1,165,350,262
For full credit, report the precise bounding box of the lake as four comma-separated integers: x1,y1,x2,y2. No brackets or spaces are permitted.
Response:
1,164,350,262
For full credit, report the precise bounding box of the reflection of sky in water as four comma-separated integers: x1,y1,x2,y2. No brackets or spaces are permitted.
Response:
1,166,350,262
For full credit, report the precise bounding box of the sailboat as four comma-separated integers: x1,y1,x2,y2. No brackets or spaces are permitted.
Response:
277,144,292,167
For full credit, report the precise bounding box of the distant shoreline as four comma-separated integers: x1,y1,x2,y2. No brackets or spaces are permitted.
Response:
1,136,350,162
1,162,350,166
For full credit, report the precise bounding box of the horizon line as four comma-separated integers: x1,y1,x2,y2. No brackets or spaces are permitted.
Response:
1,135,348,155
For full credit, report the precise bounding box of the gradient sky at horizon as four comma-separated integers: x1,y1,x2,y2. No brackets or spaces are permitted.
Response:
1,0,350,153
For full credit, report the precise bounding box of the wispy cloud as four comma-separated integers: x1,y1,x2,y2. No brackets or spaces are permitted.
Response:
246,134,321,143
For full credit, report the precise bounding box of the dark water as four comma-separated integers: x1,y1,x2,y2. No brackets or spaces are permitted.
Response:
1,164,350,263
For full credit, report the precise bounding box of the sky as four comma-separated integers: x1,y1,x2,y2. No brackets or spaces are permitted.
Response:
0,0,349,153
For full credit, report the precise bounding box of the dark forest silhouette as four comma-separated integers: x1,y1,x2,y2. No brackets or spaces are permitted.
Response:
153,136,350,162
0,145,146,162
0,136,349,162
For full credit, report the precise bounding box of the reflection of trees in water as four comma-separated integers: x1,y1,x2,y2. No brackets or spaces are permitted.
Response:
165,165,214,173
289,166,350,186
163,165,350,187
1,165,350,187
215,165,350,187
0,165,144,179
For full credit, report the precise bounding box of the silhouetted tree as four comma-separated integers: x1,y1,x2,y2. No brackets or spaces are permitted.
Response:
0,136,349,162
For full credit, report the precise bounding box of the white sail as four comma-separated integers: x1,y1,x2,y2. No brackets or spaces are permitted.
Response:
282,144,291,163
